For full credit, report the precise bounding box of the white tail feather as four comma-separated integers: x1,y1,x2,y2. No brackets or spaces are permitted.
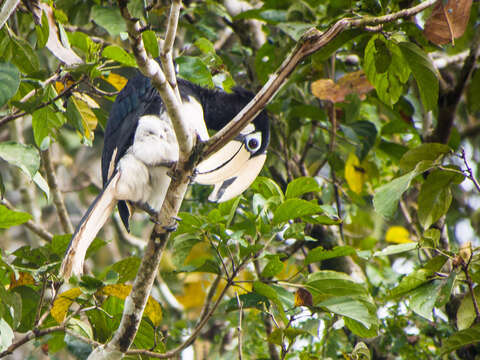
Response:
59,172,119,280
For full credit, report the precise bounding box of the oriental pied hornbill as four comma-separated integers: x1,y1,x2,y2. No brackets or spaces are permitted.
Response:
59,71,269,279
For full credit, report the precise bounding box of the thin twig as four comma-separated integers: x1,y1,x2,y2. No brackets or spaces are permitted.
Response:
463,252,480,322
41,147,74,234
236,291,244,360
0,75,84,128
461,148,480,193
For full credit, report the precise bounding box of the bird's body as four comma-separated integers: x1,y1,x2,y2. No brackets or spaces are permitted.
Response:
60,72,269,279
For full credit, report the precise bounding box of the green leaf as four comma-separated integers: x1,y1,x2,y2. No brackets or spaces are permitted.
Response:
0,62,20,108
11,286,38,332
102,45,137,67
457,287,480,330
251,176,284,200
273,199,323,224
142,30,159,58
0,205,31,229
374,243,418,258
389,255,446,298
253,281,287,323
224,293,270,312
344,317,378,338
91,6,126,37
409,280,443,321
418,170,463,229
194,37,215,54
32,106,66,150
305,246,356,265
176,56,214,88
364,35,411,107
261,256,284,278
35,11,50,49
319,296,374,329
398,42,438,112
276,22,313,41
373,171,416,218
285,177,320,199
9,37,39,75
108,257,141,283
0,141,40,178
399,143,451,172
373,160,433,218
306,271,368,299
0,318,14,352
0,286,22,329
373,38,391,73
440,323,480,355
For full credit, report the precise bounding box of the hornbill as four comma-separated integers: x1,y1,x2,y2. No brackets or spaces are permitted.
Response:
59,72,270,279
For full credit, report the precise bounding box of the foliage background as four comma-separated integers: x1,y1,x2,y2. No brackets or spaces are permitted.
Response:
0,0,479,359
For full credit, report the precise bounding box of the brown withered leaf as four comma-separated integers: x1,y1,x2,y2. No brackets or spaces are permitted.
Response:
311,70,374,103
424,0,473,45
9,272,35,289
294,287,313,307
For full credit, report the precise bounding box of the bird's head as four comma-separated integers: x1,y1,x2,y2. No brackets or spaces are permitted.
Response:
194,110,270,202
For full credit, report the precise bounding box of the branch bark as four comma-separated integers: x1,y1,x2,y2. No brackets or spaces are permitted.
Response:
41,147,74,234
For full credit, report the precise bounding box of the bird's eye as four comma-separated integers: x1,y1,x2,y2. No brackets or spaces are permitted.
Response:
245,132,262,153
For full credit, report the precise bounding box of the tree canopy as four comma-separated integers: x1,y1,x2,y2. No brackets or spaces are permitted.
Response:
0,0,479,359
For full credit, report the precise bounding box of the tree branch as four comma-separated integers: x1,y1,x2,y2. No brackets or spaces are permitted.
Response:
160,0,181,100
41,147,74,234
0,0,20,29
428,25,480,144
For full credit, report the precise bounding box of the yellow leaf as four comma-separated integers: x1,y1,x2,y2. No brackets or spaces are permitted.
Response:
102,284,162,326
72,96,98,141
345,152,365,194
51,287,82,323
9,272,34,289
103,73,128,91
175,279,210,309
385,226,413,244
184,241,213,265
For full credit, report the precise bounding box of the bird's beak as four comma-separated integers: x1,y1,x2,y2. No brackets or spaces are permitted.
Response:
195,139,266,202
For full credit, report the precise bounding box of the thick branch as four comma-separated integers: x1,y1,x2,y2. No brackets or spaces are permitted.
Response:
117,0,194,157
160,0,181,100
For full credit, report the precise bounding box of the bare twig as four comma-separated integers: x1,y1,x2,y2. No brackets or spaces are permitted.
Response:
461,148,480,193
236,291,244,360
160,0,181,100
41,147,74,234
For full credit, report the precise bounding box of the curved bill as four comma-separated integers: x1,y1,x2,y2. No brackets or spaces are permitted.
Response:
195,140,248,185
206,153,266,202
